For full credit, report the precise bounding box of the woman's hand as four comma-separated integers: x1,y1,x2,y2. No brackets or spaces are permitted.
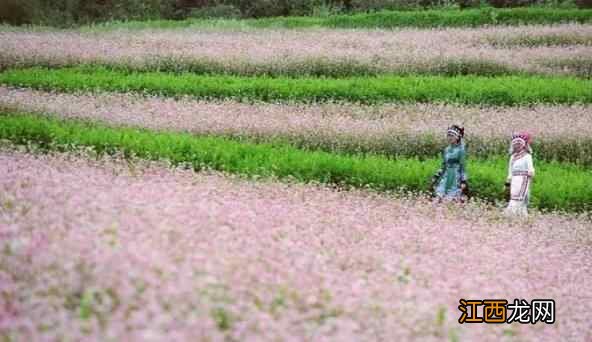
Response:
504,180,510,191
504,181,511,201
460,181,469,198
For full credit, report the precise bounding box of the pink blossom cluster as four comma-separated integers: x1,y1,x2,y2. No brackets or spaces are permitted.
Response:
1,149,591,341
1,24,591,76
478,24,592,46
1,87,591,143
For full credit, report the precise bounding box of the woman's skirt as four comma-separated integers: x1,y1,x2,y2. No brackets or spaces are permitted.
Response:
504,172,531,217
435,167,463,200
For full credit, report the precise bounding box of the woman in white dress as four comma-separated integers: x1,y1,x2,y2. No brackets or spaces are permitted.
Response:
504,132,535,217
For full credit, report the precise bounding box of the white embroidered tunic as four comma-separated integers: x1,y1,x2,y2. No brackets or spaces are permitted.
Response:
505,152,535,216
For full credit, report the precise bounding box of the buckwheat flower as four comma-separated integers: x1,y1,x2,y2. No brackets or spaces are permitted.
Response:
1,149,590,340
1,24,591,76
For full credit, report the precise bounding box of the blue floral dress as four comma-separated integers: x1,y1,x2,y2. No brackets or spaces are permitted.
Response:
434,143,467,199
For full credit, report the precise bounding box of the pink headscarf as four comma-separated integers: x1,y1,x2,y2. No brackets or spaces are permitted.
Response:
511,131,533,155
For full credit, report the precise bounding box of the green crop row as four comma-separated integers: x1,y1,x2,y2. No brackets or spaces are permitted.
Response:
3,54,592,79
2,67,591,105
0,56,528,78
1,112,590,212
238,134,592,168
90,8,592,31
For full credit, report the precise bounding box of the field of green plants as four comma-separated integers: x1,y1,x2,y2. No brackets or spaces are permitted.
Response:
1,9,592,342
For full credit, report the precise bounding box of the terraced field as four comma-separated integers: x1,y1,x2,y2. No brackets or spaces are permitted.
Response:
1,11,591,341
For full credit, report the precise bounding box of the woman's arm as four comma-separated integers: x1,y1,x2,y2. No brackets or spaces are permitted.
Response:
526,154,535,178
459,146,468,182
507,156,513,183
504,156,512,193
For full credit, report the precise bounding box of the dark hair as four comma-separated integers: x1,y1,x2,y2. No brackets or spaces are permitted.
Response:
447,125,465,139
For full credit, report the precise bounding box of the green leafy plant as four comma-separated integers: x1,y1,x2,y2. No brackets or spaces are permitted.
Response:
2,67,591,106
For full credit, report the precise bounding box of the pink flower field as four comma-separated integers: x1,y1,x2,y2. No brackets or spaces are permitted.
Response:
1,149,591,341
1,24,591,76
2,87,591,142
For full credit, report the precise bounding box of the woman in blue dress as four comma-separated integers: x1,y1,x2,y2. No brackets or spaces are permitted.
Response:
431,125,468,202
